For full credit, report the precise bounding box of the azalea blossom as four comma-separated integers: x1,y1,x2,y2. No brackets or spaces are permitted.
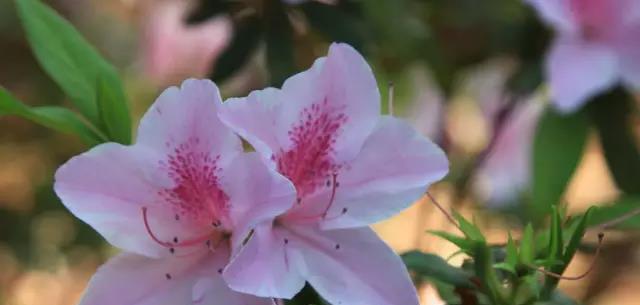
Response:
140,0,231,86
462,61,543,206
219,43,449,305
54,79,295,305
526,0,640,112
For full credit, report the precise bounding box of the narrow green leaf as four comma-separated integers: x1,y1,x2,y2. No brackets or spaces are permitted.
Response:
530,106,588,221
471,242,507,305
453,212,485,242
96,76,131,144
0,87,104,145
588,197,640,229
505,232,518,268
401,251,474,288
16,0,131,142
429,230,474,252
519,223,535,265
546,206,563,268
563,207,595,264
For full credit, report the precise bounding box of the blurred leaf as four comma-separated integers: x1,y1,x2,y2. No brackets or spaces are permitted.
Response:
519,223,535,265
0,87,103,145
301,2,367,51
453,212,485,242
96,76,131,144
402,250,474,288
265,1,296,87
505,232,518,268
211,16,262,82
546,206,563,268
530,107,588,221
588,87,640,194
587,197,640,229
429,230,474,252
16,0,131,144
471,241,506,305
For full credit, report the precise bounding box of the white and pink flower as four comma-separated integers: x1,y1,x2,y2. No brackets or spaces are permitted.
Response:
54,79,294,305
527,0,640,112
219,43,449,305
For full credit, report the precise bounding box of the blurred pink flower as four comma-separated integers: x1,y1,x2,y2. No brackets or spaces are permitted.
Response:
462,61,544,207
405,69,445,140
54,79,294,305
141,1,232,86
527,0,640,112
219,43,449,305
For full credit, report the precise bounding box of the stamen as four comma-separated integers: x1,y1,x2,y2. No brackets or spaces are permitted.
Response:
142,207,216,249
165,273,172,280
320,173,339,219
529,232,604,280
426,192,462,233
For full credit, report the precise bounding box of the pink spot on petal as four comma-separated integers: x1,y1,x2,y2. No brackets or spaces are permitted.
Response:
275,98,347,197
157,137,230,227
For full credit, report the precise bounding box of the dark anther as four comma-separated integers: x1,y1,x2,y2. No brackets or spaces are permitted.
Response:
206,240,212,247
284,238,289,245
296,197,302,205
335,244,340,250
169,247,175,254
326,180,331,187
342,208,348,214
173,237,179,243
335,182,340,187
175,214,180,221
165,273,172,280
217,268,223,274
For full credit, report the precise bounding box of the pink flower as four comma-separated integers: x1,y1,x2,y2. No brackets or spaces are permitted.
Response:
527,0,640,112
54,79,295,305
219,43,449,305
140,1,231,86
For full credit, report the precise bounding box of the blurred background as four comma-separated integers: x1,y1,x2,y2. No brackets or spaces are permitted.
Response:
0,0,638,304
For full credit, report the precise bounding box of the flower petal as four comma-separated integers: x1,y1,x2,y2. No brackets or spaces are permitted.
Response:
79,247,270,305
137,78,242,169
286,225,420,305
525,0,578,34
547,39,619,113
218,88,283,161
221,152,296,250
320,116,448,229
223,224,306,299
220,43,380,165
54,143,185,257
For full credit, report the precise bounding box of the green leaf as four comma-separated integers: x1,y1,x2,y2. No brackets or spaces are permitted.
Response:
96,76,131,144
211,16,262,82
453,212,485,242
265,1,296,87
429,230,474,252
563,207,595,264
471,242,507,305
0,87,104,145
519,223,535,265
15,0,131,144
505,232,518,268
546,206,563,269
588,87,640,194
530,107,588,221
401,251,474,288
588,197,640,229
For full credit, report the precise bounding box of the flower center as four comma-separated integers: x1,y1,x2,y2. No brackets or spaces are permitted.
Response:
158,137,230,228
274,98,347,198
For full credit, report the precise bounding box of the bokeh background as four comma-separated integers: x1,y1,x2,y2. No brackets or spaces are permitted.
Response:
0,0,638,304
